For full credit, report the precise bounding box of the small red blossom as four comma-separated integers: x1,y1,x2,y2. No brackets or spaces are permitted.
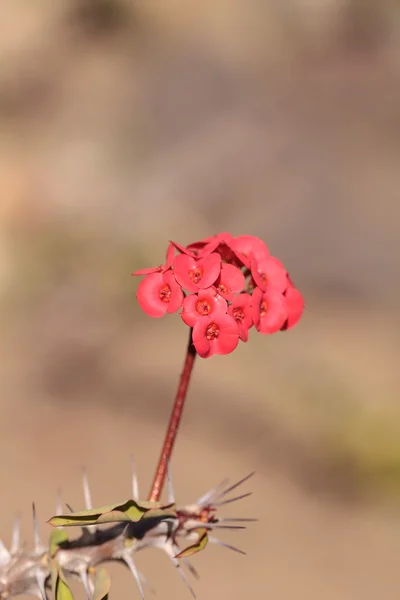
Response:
250,255,288,293
251,287,288,334
228,293,253,342
132,243,174,276
213,263,246,301
281,280,304,330
181,290,227,327
192,314,239,358
173,252,221,293
137,271,184,318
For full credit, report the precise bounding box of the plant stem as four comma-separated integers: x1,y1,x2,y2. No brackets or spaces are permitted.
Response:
148,329,197,502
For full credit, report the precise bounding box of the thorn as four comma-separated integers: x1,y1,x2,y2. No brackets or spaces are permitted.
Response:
196,472,255,509
218,518,258,523
212,492,252,507
82,468,97,534
195,478,229,507
131,456,139,501
165,457,175,504
35,569,47,600
32,503,45,553
79,566,93,599
208,536,246,555
217,472,255,501
122,551,145,600
193,522,246,531
174,562,196,598
56,489,63,516
10,514,21,554
212,525,247,530
82,468,93,510
164,544,196,598
0,540,11,567
137,571,156,595
181,558,200,580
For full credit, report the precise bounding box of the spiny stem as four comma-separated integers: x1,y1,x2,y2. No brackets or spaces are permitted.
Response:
148,329,197,501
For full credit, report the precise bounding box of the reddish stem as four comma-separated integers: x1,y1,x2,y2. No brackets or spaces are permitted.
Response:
148,330,197,501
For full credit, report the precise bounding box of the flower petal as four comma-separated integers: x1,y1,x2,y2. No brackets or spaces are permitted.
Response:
215,264,245,300
212,314,240,355
281,285,304,330
228,293,253,341
252,288,288,334
133,242,175,276
173,254,199,292
232,235,269,265
136,273,168,318
164,242,175,270
197,253,222,288
164,272,184,314
251,256,288,293
170,240,196,257
181,294,201,327
192,317,213,358
132,266,160,276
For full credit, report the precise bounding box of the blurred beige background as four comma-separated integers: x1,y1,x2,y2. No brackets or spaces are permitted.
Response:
1,1,400,598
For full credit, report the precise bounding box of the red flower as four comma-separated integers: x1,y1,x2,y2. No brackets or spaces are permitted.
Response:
281,280,304,330
228,293,253,342
250,255,288,293
136,271,183,318
132,243,174,276
181,289,227,327
251,287,288,334
173,252,221,293
214,263,245,301
192,314,239,358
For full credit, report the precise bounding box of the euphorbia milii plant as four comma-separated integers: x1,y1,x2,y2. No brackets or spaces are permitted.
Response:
133,232,304,502
0,233,303,600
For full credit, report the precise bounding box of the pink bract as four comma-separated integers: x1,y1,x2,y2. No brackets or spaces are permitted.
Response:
192,313,239,358
132,243,175,276
232,235,269,264
251,287,288,334
214,263,246,301
186,232,234,259
228,293,253,342
173,252,221,293
136,271,184,318
250,255,288,293
282,282,304,330
181,290,228,327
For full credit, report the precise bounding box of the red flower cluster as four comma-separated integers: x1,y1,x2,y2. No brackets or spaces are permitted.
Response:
133,233,304,358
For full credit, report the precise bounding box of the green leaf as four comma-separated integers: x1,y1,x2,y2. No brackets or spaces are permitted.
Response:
49,529,69,557
93,567,111,600
48,499,176,528
175,528,209,558
51,564,74,600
